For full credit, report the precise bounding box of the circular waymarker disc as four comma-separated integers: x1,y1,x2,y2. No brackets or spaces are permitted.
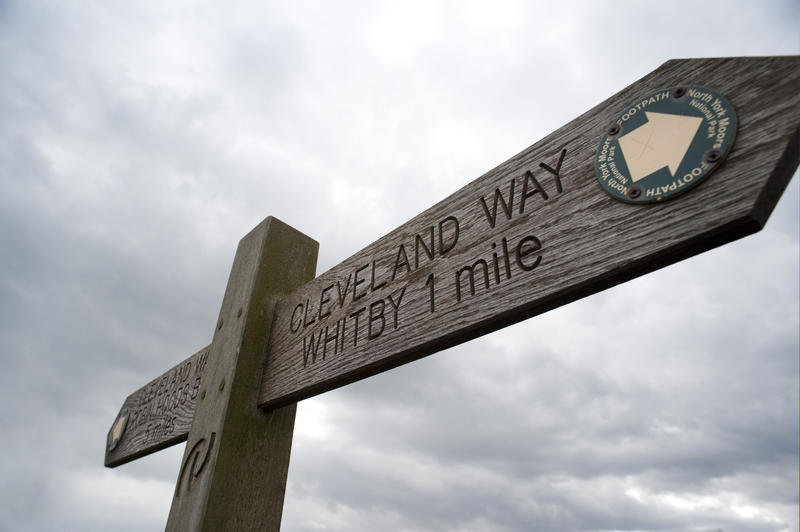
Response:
594,86,737,203
107,407,129,452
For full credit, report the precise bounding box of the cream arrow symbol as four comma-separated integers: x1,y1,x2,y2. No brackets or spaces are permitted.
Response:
618,111,703,183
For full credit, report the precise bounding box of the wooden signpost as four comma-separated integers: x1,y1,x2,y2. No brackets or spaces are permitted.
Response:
105,56,799,530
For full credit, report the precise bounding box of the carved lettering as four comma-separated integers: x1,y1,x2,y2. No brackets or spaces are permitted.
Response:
479,179,515,229
479,148,567,228
323,320,340,358
519,170,548,212
438,216,459,255
353,264,369,301
286,149,562,380
539,148,567,193
391,244,411,281
425,273,435,313
456,259,491,301
125,347,209,436
516,235,543,271
414,227,435,269
302,329,323,367
370,260,387,291
455,234,544,302
368,300,385,340
302,298,315,327
336,274,352,309
349,307,367,347
387,286,405,329
318,284,334,320
174,432,216,498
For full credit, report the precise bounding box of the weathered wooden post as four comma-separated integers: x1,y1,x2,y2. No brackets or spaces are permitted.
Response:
123,217,317,530
164,218,318,530
105,56,798,531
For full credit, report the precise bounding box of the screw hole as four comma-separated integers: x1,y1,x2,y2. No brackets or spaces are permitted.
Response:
628,186,642,199
703,150,722,164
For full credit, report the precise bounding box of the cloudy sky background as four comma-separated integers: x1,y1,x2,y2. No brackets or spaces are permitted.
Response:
0,1,797,531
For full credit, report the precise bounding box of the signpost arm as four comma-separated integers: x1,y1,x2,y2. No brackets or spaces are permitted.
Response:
105,344,211,467
165,217,318,532
257,55,799,411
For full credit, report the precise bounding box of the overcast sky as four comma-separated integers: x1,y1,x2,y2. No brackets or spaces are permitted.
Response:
0,1,798,531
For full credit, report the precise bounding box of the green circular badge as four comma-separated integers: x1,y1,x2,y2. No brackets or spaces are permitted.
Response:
594,86,737,203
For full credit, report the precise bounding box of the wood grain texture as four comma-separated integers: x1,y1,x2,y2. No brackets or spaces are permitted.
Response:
166,217,318,532
260,56,799,411
105,344,210,467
